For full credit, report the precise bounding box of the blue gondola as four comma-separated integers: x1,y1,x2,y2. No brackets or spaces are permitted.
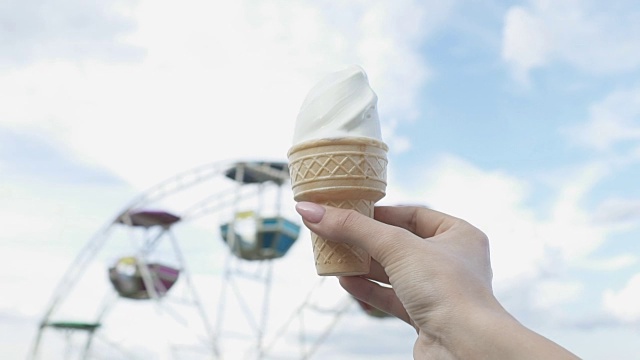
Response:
220,216,300,261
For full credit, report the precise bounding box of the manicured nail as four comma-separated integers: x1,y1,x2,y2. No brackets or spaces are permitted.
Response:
295,202,325,224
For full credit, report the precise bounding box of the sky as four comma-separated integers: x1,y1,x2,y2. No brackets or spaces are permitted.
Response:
1,0,640,359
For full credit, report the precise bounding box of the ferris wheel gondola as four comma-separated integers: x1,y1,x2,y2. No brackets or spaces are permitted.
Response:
109,210,183,300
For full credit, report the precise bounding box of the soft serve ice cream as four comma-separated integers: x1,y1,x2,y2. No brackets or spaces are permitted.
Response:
288,65,388,276
293,65,383,145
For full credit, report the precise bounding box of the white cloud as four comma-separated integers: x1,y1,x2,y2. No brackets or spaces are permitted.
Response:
567,87,640,152
592,197,640,226
533,280,583,310
501,6,550,84
0,248,71,317
501,0,640,82
0,0,446,189
539,162,611,262
0,0,142,65
577,255,638,272
603,273,640,323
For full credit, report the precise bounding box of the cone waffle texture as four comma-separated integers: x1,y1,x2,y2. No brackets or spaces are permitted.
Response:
288,137,388,276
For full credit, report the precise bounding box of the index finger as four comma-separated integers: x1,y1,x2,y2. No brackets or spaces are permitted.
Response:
295,202,423,267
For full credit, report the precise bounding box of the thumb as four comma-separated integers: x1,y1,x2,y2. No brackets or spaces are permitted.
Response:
295,202,420,267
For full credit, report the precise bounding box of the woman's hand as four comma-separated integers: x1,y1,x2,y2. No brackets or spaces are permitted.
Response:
295,202,581,359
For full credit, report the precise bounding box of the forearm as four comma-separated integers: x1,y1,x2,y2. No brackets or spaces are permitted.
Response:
420,299,581,360
468,310,579,359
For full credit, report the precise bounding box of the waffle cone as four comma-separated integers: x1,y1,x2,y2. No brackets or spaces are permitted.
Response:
287,137,388,276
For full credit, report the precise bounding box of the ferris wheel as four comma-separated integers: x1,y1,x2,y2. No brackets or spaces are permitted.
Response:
28,160,389,360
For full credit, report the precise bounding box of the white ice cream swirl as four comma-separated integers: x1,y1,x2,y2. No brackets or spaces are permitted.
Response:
293,65,382,145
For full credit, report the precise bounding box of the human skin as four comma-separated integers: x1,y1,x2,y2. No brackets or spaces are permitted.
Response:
295,202,581,360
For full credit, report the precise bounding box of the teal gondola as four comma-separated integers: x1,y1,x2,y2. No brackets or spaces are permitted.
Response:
220,216,300,261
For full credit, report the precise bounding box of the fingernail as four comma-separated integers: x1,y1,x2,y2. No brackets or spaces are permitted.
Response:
295,202,325,223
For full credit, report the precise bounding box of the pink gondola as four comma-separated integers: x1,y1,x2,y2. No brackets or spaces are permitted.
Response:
108,257,180,300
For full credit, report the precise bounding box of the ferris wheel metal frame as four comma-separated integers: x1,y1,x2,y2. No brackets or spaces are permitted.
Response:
29,159,365,360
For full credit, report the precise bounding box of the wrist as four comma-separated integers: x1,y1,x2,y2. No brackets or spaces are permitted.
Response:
413,291,506,358
421,296,579,360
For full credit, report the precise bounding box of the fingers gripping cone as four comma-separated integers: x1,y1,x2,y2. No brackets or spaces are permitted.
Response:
288,137,388,276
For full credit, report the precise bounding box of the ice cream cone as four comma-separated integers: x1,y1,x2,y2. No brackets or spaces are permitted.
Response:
288,137,388,276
